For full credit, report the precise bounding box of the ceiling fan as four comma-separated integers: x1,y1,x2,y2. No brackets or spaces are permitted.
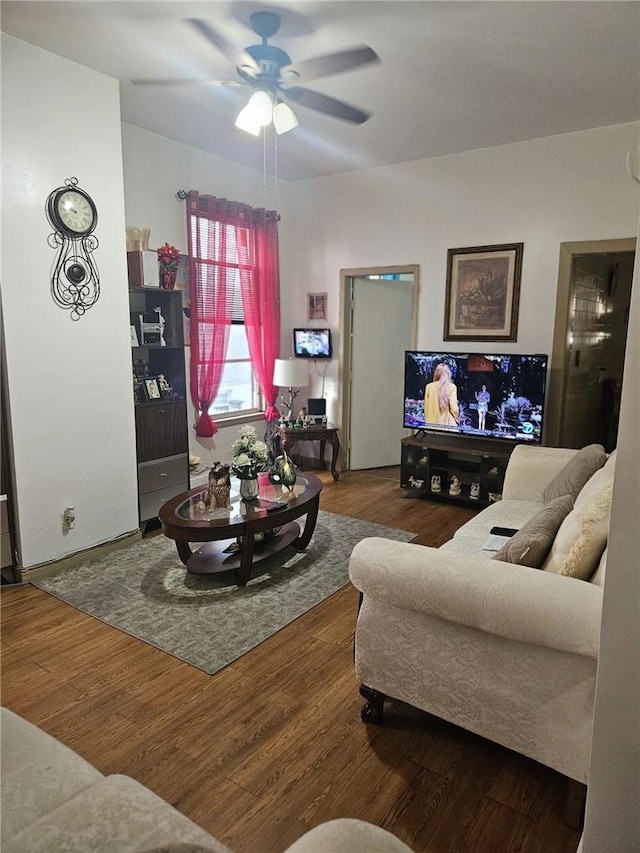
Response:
131,11,380,135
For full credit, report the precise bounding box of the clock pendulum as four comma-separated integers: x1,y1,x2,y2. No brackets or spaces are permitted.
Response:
45,176,100,320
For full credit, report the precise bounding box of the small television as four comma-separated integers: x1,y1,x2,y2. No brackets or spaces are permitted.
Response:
293,328,332,359
403,351,548,444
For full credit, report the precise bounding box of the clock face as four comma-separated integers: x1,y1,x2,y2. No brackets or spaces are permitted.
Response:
54,189,97,236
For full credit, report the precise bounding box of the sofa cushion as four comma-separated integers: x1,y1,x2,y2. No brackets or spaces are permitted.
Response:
2,775,229,853
0,708,104,845
492,495,574,568
542,443,606,502
440,499,545,558
590,547,608,587
543,484,612,580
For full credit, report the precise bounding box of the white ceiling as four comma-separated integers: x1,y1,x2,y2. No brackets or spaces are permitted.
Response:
2,1,639,181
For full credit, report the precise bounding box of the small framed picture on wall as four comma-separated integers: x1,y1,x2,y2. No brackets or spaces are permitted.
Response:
308,292,327,321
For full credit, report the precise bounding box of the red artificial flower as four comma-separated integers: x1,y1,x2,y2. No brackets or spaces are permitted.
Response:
157,242,181,270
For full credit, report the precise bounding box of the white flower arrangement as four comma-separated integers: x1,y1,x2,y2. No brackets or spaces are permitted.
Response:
230,425,270,480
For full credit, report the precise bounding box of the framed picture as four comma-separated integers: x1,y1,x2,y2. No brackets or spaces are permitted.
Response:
143,377,161,401
130,325,139,347
307,292,327,321
443,243,523,341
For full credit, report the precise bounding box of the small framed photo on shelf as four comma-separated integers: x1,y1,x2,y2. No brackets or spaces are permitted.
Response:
130,325,139,347
443,243,523,342
308,292,327,321
175,254,190,290
143,377,161,401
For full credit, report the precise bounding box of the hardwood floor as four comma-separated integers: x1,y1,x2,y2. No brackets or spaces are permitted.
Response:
0,468,580,853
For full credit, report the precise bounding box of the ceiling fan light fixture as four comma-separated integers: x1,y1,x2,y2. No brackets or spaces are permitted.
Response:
247,89,273,126
235,104,262,135
273,101,299,134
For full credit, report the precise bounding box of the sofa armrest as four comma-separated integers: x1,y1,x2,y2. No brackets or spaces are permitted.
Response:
349,538,602,659
284,819,413,852
501,445,578,501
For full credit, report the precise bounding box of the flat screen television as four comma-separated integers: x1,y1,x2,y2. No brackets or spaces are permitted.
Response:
293,328,332,359
404,351,548,444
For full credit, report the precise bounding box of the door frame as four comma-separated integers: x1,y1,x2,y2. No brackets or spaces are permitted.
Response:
338,265,420,471
546,238,636,447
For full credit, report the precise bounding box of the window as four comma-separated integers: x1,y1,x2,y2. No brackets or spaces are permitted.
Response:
187,191,281,438
190,217,262,420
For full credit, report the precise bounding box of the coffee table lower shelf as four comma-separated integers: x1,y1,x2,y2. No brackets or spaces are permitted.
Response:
178,521,301,575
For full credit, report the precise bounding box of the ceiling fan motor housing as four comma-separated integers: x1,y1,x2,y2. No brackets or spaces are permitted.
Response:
244,43,292,79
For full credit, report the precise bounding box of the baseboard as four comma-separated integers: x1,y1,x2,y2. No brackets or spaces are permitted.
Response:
13,530,142,585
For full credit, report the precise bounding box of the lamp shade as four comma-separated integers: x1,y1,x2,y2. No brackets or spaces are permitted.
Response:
273,358,308,388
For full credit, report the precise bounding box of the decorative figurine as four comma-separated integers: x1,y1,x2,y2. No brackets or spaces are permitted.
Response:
431,474,441,493
155,306,166,346
273,450,297,492
157,374,171,398
408,476,424,489
449,475,462,496
470,482,481,500
199,461,231,511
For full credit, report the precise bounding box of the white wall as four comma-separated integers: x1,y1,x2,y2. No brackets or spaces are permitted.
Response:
1,35,139,568
289,124,639,408
581,209,640,852
121,124,292,467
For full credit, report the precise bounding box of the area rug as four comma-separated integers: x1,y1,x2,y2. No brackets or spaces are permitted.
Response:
34,511,415,675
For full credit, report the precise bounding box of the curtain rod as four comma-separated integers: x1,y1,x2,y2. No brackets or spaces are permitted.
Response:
176,189,281,220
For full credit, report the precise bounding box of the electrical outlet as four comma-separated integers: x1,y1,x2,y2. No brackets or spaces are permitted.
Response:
62,506,75,530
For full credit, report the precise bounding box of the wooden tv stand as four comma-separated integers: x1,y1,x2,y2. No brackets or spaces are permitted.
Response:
400,432,518,507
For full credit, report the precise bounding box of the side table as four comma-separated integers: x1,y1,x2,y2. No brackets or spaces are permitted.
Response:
274,422,341,480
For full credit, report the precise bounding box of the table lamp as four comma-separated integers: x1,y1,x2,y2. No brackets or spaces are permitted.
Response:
273,358,309,421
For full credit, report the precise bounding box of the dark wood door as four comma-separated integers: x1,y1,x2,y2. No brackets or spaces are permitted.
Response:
135,402,187,462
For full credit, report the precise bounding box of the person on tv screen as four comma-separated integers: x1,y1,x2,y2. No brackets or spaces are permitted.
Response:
424,363,459,428
475,384,490,430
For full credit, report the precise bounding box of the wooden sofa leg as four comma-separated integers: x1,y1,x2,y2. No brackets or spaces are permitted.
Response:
359,684,386,725
563,778,587,830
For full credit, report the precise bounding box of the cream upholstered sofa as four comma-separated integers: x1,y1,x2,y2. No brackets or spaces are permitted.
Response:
349,444,615,791
1,707,412,853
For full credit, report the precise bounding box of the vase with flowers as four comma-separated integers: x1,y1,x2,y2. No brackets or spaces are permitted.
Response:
157,242,181,290
230,425,270,501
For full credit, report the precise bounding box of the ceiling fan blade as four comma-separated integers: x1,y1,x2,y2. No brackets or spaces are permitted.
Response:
282,45,379,84
188,18,260,77
130,78,243,87
283,86,372,124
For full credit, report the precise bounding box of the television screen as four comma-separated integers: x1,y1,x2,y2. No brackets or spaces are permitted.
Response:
403,351,548,444
293,328,332,359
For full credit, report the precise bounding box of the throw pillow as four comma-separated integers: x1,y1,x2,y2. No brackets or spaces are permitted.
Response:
543,484,612,580
543,443,607,502
573,449,617,510
492,495,574,568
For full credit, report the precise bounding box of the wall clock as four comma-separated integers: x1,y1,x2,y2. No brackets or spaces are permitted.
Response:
46,177,100,320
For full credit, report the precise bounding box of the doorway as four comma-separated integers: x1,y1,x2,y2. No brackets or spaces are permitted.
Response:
546,239,635,450
339,266,419,470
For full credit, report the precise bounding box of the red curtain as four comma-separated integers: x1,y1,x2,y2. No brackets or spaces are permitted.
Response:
240,209,281,422
186,192,281,436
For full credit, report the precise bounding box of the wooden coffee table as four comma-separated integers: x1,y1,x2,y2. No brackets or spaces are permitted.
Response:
158,472,322,586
